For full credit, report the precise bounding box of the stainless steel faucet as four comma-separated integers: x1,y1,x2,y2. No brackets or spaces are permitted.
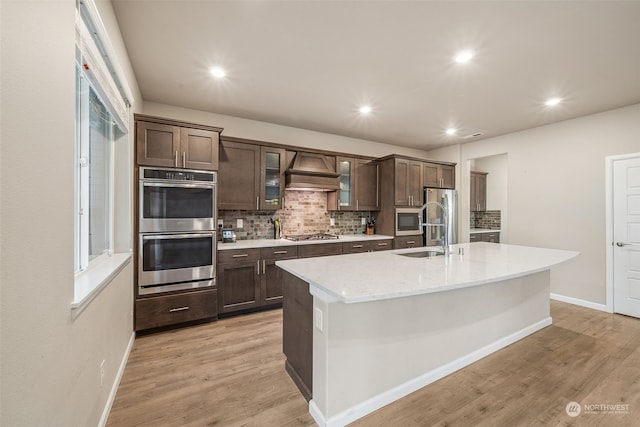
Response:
420,194,450,257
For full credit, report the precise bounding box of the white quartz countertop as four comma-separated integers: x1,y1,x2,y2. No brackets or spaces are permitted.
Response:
218,234,394,250
276,242,578,304
470,228,501,233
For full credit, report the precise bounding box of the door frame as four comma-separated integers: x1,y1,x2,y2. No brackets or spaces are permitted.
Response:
605,151,640,314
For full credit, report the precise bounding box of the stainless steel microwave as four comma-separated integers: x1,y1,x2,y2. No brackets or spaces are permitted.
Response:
395,207,422,236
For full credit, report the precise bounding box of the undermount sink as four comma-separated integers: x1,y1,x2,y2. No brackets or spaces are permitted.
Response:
396,250,445,258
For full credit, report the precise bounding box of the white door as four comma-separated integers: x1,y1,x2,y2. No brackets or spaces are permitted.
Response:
613,156,640,318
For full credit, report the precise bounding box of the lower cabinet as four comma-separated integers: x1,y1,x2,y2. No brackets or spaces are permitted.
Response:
342,239,393,254
394,235,424,249
218,239,392,316
135,288,218,331
470,232,500,243
218,246,298,314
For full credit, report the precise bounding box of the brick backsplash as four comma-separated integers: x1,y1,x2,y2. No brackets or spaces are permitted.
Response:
219,191,371,240
470,210,501,230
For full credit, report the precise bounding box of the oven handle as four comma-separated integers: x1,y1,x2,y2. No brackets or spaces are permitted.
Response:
141,232,215,241
141,181,215,190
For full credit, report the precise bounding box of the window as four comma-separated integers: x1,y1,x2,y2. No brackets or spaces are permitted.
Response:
75,67,121,271
74,4,129,273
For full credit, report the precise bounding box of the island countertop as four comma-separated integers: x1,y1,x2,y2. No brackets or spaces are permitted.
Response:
276,242,578,304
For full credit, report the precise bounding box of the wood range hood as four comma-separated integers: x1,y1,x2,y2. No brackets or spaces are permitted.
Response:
285,151,340,191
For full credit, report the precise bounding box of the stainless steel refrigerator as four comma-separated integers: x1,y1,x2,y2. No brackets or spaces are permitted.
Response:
423,188,457,247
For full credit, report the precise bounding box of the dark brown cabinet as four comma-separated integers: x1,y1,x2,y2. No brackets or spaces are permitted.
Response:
260,246,298,305
135,288,218,331
470,171,488,212
136,118,220,171
355,159,380,211
297,242,343,258
395,158,423,206
260,146,286,210
218,246,298,314
470,231,500,243
423,162,455,189
218,140,285,211
217,249,261,313
394,235,424,249
328,157,379,211
341,239,393,254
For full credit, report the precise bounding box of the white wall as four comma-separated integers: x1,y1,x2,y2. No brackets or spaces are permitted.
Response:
144,102,432,159
0,1,141,425
428,104,640,305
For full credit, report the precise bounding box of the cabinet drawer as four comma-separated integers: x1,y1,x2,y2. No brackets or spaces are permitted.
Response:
342,242,369,254
469,233,481,242
370,239,393,251
298,242,343,258
260,246,299,260
394,235,424,249
136,289,218,331
217,248,260,264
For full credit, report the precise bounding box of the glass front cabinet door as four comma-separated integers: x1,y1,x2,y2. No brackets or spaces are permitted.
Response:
260,147,286,210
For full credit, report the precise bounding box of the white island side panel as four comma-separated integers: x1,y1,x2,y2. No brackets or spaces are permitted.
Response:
311,270,552,427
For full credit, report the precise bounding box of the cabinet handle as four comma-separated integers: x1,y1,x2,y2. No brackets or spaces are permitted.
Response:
232,254,249,258
356,200,359,211
182,151,186,168
169,306,189,313
257,197,259,210
377,242,388,246
352,244,364,248
273,250,288,255
263,259,266,274
406,240,415,244
257,260,260,275
174,150,178,168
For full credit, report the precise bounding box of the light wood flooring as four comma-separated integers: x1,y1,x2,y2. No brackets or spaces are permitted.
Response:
107,301,640,426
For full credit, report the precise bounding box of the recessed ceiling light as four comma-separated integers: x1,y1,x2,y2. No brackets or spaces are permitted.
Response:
446,128,457,136
359,105,372,115
209,66,226,79
455,50,474,63
545,97,561,106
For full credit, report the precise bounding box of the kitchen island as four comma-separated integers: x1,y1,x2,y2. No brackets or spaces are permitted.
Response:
276,242,578,427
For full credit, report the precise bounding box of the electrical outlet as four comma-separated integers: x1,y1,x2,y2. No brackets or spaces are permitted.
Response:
100,360,105,387
237,218,243,229
330,218,335,226
361,217,366,225
217,219,223,228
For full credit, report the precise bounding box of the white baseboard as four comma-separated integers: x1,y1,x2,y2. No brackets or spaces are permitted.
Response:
550,293,610,312
309,317,552,427
98,332,135,427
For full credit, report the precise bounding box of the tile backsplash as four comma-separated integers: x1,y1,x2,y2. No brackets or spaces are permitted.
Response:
470,210,501,230
219,191,371,240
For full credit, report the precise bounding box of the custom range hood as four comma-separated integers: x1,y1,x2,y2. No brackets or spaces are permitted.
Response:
285,151,340,191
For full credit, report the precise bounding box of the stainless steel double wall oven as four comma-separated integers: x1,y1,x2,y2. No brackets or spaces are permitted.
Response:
138,167,217,295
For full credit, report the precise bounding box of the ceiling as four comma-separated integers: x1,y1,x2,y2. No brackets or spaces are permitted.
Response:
111,0,640,151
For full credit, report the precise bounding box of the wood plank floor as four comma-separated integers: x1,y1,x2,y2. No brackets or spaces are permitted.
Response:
107,301,640,426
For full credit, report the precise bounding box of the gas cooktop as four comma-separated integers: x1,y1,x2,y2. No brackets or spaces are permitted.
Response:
286,233,339,242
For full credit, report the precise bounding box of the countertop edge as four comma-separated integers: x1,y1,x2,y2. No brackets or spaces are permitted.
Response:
218,234,395,250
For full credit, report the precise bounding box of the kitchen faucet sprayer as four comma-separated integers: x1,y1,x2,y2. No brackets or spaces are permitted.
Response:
420,194,450,257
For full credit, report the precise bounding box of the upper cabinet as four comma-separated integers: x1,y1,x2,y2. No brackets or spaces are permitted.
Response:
423,162,455,189
328,157,379,211
136,115,222,171
470,171,488,212
259,146,286,210
218,139,285,211
394,158,423,206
